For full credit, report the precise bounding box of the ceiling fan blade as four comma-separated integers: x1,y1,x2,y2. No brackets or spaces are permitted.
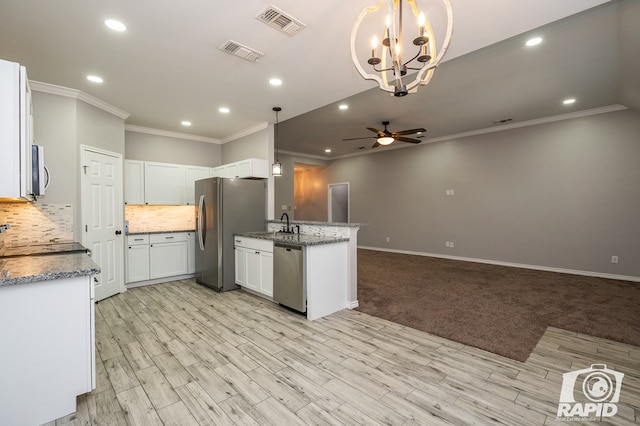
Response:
343,136,376,141
394,128,426,136
366,127,382,134
371,141,381,148
394,136,422,144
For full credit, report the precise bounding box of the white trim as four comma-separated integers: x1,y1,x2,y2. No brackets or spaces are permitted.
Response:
29,80,130,119
125,124,221,144
222,121,269,143
300,104,629,161
346,300,359,309
125,274,196,288
358,246,640,283
422,104,628,145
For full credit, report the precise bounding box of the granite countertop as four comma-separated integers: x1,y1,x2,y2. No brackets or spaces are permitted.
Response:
0,253,100,287
266,220,364,228
236,231,349,247
127,229,195,236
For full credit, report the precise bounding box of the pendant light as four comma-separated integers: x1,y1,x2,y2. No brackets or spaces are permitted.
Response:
272,107,282,176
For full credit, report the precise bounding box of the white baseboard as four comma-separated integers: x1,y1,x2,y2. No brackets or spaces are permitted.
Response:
346,300,359,309
358,246,640,283
125,273,196,289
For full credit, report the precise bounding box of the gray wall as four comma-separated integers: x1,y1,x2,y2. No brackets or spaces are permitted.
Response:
125,131,221,167
32,91,126,237
222,127,269,163
311,109,640,278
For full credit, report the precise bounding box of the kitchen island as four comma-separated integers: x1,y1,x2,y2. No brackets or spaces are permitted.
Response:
0,252,99,426
236,220,361,320
267,219,362,310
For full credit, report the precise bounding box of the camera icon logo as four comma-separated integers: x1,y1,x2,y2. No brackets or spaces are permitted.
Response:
557,364,624,419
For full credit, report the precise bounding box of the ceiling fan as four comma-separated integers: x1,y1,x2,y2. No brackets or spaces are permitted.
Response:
343,121,426,148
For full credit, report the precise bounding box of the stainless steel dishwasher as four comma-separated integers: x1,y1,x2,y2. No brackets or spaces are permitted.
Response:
273,243,305,313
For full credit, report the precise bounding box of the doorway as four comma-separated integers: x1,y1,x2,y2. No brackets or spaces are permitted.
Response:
81,145,124,301
328,182,349,223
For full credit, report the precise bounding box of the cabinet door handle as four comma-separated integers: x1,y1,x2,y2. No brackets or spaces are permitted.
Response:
165,236,174,239
134,238,144,241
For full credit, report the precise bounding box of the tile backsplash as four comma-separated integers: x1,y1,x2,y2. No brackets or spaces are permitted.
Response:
0,203,74,247
125,205,195,233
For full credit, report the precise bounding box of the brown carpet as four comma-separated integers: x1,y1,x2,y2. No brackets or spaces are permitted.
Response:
356,249,640,362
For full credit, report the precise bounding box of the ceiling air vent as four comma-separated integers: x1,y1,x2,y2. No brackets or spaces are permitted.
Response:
256,5,306,37
219,40,264,62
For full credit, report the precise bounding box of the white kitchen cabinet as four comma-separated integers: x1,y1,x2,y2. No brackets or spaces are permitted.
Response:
259,251,273,296
210,165,224,178
0,275,95,425
234,246,248,287
234,236,273,297
0,59,33,200
221,158,268,179
149,232,188,279
187,232,195,274
185,165,210,205
144,162,185,205
126,234,150,283
124,160,145,205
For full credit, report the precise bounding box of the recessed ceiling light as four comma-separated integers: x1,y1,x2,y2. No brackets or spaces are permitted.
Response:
269,78,282,86
104,19,127,32
526,37,542,47
86,75,103,83
325,149,332,153
563,98,576,105
338,104,348,110
181,121,192,126
219,107,230,113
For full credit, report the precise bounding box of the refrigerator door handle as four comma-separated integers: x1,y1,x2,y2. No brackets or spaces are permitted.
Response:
197,194,205,251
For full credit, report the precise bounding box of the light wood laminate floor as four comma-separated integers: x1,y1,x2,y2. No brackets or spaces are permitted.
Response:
47,279,639,425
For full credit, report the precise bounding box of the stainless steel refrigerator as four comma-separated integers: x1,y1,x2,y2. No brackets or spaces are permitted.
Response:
195,177,266,291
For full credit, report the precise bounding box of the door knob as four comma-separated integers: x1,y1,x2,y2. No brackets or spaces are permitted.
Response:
115,230,122,235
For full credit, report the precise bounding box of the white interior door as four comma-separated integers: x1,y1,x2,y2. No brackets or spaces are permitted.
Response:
81,146,124,301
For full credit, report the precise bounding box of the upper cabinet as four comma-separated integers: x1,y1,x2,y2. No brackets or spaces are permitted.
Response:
144,162,185,205
124,160,145,204
213,158,268,179
184,165,211,205
0,59,33,200
124,158,267,205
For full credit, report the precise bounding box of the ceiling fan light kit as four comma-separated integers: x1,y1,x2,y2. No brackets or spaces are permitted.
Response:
344,120,426,148
351,0,453,97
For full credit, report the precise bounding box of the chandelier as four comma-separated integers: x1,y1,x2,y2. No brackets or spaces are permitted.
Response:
350,0,453,97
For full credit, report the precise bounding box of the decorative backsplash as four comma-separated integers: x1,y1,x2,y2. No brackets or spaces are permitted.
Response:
0,203,74,247
125,205,195,233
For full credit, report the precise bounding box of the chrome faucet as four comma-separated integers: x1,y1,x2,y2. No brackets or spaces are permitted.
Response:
280,212,290,233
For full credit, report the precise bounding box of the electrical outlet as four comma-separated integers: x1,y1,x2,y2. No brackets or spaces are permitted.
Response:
611,255,619,264
386,237,390,242
445,241,454,248
445,189,455,196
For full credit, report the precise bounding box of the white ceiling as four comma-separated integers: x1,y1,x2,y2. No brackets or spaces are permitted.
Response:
1,0,636,158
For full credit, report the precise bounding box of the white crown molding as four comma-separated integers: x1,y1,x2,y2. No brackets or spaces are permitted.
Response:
124,124,222,144
359,246,640,283
322,104,629,160
29,80,130,119
222,121,269,143
422,104,629,145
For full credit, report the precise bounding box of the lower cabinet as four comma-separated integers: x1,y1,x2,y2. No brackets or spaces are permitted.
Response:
126,232,190,284
0,275,95,425
126,235,150,283
234,237,273,297
150,233,188,279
